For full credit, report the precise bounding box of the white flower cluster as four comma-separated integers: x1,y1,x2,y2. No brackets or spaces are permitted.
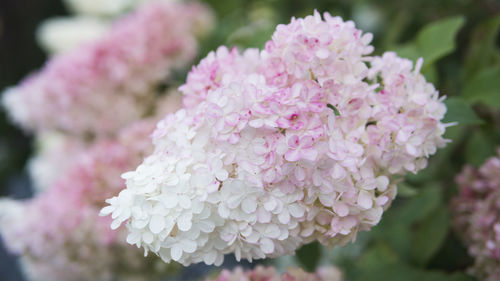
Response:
102,12,449,266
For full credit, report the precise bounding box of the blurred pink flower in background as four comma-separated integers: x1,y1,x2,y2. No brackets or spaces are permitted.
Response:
0,119,176,281
2,1,211,138
0,1,200,279
451,149,500,281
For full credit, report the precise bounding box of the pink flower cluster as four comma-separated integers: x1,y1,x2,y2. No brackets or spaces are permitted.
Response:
451,149,500,281
103,11,449,266
0,121,177,281
209,265,342,281
2,1,211,137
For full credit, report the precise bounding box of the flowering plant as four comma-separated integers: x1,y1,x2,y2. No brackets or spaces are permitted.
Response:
102,11,449,266
2,1,210,137
451,149,500,281
0,121,173,281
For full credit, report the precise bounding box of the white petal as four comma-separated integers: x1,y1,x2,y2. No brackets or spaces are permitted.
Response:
376,176,389,191
149,215,165,234
289,204,305,218
126,231,141,245
358,190,373,209
177,213,193,231
203,251,217,265
181,240,197,253
111,219,122,230
100,206,114,216
142,232,154,244
162,194,179,208
241,198,257,214
260,238,275,254
278,209,290,224
257,207,271,223
171,245,183,261
178,195,192,209
316,48,330,59
218,204,230,218
133,219,149,229
263,224,281,239
216,169,228,181
333,202,349,217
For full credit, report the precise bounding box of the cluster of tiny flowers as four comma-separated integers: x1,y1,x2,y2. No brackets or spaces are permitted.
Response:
2,1,211,137
451,149,500,281
0,120,178,281
102,11,449,266
208,265,343,281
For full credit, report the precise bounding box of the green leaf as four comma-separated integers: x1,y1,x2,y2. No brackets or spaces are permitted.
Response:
295,241,321,272
397,182,418,197
391,16,465,76
416,16,466,68
357,242,399,271
411,205,450,265
356,262,476,281
227,23,275,49
422,65,438,84
393,44,420,61
465,130,497,166
443,97,483,125
327,103,340,116
396,186,442,224
464,15,500,79
462,65,500,108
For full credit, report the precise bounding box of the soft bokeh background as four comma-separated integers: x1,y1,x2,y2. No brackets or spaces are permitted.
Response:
1,0,499,280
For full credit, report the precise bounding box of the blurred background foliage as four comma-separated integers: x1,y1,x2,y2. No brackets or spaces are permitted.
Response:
1,0,499,280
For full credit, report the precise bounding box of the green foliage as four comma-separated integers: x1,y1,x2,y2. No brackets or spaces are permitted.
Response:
325,184,475,281
416,16,465,69
465,130,497,166
394,16,465,70
411,205,450,265
443,98,483,125
295,241,322,272
356,262,475,281
463,15,500,79
462,66,500,108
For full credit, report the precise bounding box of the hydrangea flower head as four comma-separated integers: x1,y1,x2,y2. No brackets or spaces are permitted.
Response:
103,11,449,266
0,120,178,281
2,1,211,137
451,149,500,281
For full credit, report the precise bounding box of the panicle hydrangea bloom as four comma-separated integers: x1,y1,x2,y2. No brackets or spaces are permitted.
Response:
208,265,342,281
2,1,211,137
0,120,178,281
102,11,449,266
451,149,500,281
